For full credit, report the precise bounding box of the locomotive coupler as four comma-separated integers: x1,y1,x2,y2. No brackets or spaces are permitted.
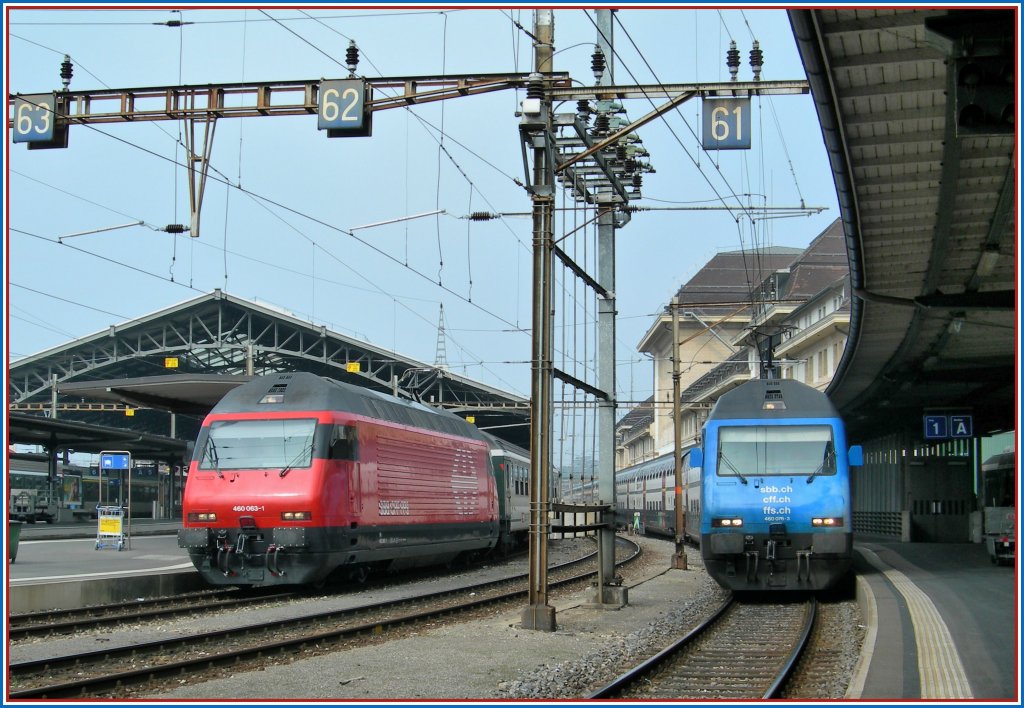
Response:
744,550,759,582
266,544,286,577
796,549,812,581
765,539,779,577
215,540,237,577
214,532,239,577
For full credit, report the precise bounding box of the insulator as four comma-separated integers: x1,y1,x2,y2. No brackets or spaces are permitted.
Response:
615,143,627,162
632,173,642,188
526,72,544,100
727,40,740,81
576,100,591,122
624,157,637,173
750,40,764,81
591,45,606,84
60,55,73,90
593,112,609,136
164,224,187,234
469,212,496,221
345,40,359,76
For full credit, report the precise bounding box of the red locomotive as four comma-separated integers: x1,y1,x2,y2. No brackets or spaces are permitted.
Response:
178,372,510,586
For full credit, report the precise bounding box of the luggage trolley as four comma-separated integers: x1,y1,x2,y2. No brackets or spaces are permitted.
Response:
97,450,133,551
95,505,126,551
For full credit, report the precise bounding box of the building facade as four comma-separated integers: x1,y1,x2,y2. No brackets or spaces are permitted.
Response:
618,219,851,468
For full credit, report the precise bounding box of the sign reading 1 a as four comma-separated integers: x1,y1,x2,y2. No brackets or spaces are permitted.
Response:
318,79,372,137
701,97,751,150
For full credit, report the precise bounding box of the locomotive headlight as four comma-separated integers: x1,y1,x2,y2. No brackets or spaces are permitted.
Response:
188,512,217,522
812,516,844,527
281,511,312,521
712,517,744,528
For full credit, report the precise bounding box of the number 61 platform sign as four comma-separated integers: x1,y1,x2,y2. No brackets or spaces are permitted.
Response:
701,97,751,150
318,79,373,138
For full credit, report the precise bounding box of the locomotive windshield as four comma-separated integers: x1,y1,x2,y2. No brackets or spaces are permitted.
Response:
717,425,835,478
199,418,317,471
982,466,1015,508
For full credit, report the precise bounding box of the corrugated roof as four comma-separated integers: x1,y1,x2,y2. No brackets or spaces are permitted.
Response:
790,8,1016,438
675,247,803,310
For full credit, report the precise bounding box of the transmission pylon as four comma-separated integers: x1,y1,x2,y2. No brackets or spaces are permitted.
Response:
434,303,449,369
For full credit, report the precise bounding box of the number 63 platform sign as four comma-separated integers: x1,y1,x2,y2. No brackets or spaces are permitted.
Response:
12,93,70,149
701,97,751,150
318,79,373,138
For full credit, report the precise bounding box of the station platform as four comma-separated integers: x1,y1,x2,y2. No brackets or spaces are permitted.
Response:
4,525,1018,700
7,519,204,613
851,539,1018,700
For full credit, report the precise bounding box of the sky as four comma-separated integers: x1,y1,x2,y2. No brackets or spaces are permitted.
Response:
5,5,842,410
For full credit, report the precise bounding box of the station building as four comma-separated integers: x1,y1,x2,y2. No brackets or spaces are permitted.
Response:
618,219,850,470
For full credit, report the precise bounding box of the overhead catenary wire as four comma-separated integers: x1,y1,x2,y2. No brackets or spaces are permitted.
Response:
258,7,533,264
595,11,765,230
9,10,459,26
9,12,534,393
607,11,803,367
10,125,530,394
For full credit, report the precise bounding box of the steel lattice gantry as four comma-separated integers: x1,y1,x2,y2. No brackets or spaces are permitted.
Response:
8,289,529,447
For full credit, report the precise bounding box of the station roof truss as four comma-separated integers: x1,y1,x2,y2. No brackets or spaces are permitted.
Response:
7,412,188,462
8,290,530,448
790,8,1017,439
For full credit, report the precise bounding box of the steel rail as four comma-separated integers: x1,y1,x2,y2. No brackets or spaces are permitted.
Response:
8,588,296,640
587,596,816,700
9,539,638,698
586,596,734,699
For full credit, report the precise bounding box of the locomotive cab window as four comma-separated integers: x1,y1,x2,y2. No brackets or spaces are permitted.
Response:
200,418,317,471
329,425,359,461
983,466,1015,508
717,425,836,478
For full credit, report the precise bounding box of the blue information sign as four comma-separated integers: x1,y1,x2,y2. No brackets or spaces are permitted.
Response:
702,97,751,150
949,415,973,438
923,415,948,440
923,413,974,440
100,453,130,470
318,79,372,137
13,94,56,143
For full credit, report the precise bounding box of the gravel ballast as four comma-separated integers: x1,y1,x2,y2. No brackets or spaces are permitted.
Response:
141,536,863,701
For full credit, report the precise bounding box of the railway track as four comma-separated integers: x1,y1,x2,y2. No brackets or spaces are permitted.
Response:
588,596,816,700
8,588,297,640
9,547,534,641
9,538,638,698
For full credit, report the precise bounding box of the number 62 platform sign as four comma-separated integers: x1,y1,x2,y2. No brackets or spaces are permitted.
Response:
318,79,373,138
701,97,751,150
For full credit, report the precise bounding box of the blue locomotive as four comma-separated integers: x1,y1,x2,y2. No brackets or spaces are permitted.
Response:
690,378,863,591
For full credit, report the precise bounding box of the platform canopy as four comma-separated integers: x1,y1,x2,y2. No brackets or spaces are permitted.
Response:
8,290,530,450
790,9,1016,439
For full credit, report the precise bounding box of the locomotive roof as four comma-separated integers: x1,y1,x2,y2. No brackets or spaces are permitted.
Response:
708,379,840,421
982,450,1016,471
210,372,487,442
